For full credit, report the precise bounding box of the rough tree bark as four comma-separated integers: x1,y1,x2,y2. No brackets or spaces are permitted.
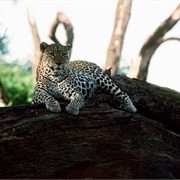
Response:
27,9,74,82
49,12,74,58
1,75,180,179
127,4,180,80
105,0,132,76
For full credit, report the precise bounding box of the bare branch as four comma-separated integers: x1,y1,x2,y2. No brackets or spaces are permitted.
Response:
160,37,180,43
128,4,180,80
48,11,74,46
26,6,42,83
105,0,132,76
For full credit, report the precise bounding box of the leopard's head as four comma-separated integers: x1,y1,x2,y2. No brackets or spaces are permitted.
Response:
40,42,72,76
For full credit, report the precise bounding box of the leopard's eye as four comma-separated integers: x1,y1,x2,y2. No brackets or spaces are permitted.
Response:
49,52,54,56
61,52,67,57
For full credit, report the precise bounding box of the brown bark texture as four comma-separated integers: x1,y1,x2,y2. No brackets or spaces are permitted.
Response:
128,4,180,80
27,6,42,84
1,75,180,179
105,0,132,76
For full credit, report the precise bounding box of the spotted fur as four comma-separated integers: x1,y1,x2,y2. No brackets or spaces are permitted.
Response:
32,42,137,115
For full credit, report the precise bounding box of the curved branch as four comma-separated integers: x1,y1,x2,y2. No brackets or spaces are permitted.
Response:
48,11,74,47
160,37,180,44
128,4,180,80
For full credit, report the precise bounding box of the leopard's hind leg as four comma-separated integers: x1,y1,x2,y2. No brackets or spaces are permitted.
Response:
95,72,137,113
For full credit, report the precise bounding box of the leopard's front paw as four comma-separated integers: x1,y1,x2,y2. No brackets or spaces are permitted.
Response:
65,104,79,115
45,98,61,112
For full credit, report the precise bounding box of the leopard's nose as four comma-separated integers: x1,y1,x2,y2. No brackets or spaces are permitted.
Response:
56,63,62,66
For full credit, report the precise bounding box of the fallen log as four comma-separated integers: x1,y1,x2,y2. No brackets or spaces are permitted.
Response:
0,75,180,179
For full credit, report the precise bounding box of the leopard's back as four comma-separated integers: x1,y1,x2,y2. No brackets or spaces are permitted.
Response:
69,60,137,113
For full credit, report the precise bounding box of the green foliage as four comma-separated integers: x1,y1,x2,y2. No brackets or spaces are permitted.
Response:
0,61,34,105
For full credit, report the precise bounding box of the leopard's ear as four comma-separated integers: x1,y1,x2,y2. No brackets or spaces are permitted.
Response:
40,42,49,53
66,44,72,51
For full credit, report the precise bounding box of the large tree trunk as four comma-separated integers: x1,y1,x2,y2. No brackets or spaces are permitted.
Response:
1,75,180,179
27,6,42,84
105,0,132,76
127,4,180,80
